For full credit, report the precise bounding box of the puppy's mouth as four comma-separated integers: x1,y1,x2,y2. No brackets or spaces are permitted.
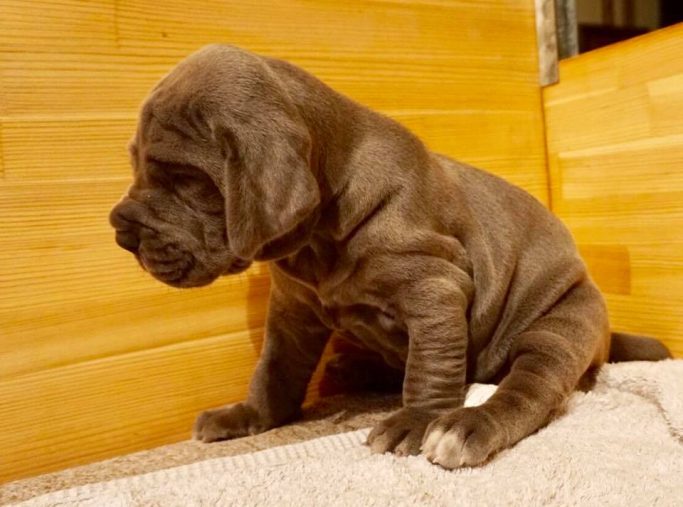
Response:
138,248,250,288
138,251,199,287
115,224,249,287
223,258,252,275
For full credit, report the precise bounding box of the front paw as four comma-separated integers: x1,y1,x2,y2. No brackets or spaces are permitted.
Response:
421,406,506,468
193,403,266,443
366,408,439,456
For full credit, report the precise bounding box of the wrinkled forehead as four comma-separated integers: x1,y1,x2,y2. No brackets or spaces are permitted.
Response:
129,96,224,174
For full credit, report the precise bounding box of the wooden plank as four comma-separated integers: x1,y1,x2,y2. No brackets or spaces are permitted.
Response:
0,0,543,116
115,0,534,59
0,53,176,116
648,73,683,136
0,271,270,379
0,179,136,245
0,118,4,177
0,330,262,482
578,245,631,296
543,24,683,357
625,245,683,302
558,192,683,245
545,84,652,152
0,0,117,53
1,115,136,180
558,135,683,200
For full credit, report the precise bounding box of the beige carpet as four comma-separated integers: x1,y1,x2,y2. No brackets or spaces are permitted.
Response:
4,361,683,506
1,393,400,505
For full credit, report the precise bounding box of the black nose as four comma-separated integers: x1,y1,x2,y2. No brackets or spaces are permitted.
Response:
110,199,142,254
109,199,134,230
115,230,140,254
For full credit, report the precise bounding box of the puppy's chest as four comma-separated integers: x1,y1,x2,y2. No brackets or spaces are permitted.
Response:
278,244,409,364
320,302,397,333
320,303,408,367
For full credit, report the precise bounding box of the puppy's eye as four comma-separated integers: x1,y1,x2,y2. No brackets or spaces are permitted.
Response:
172,171,201,187
168,166,223,215
170,170,213,197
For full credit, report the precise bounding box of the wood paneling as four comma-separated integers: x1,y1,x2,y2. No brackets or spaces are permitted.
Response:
0,330,261,480
544,24,683,358
578,245,631,296
1,115,136,180
0,0,547,482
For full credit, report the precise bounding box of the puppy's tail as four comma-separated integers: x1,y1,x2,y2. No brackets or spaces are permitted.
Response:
609,332,672,362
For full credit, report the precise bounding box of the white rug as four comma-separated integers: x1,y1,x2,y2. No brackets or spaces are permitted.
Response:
14,361,683,507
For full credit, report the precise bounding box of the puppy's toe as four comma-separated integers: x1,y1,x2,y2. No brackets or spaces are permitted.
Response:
367,423,408,454
393,431,423,457
421,407,505,468
193,403,264,443
366,407,438,456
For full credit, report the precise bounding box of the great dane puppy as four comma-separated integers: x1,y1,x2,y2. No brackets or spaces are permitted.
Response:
110,45,670,468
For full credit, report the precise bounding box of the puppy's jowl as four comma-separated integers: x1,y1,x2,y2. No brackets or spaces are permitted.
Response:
110,45,670,468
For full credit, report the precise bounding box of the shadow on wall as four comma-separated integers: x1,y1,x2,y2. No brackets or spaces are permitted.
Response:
245,264,270,356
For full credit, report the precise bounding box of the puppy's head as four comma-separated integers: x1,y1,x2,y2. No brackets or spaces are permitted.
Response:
109,45,320,288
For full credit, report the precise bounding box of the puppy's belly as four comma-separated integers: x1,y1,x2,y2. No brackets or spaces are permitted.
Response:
328,304,408,370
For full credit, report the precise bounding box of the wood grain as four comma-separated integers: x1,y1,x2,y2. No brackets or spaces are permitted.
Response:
544,24,683,358
578,245,631,296
1,115,136,180
0,330,261,482
0,0,547,482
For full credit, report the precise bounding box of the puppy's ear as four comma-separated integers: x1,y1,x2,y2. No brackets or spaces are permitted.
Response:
221,111,320,260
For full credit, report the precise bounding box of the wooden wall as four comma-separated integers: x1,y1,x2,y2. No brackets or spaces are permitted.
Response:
0,0,547,482
543,24,683,357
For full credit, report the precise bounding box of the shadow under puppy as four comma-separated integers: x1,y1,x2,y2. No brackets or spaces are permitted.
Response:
109,45,671,469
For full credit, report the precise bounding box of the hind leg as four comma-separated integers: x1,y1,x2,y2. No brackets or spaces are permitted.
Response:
422,280,609,468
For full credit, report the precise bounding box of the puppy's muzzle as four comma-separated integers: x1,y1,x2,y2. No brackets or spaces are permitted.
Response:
115,230,140,254
109,196,145,254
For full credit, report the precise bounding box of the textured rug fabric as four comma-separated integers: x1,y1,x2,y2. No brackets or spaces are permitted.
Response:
11,361,683,507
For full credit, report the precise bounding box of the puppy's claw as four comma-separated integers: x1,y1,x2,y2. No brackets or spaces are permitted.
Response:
366,407,439,456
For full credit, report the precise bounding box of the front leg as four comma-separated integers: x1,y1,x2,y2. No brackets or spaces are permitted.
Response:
367,266,472,456
421,280,606,468
194,280,330,442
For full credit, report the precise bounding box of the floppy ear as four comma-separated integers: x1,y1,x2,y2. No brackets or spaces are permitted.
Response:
221,112,320,260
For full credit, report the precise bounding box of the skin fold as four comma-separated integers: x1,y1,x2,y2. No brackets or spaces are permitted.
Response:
110,45,669,469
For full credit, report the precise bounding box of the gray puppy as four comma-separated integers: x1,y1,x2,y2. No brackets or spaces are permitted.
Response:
110,45,670,468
